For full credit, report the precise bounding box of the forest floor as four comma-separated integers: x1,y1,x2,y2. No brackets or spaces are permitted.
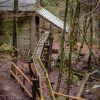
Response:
0,42,100,100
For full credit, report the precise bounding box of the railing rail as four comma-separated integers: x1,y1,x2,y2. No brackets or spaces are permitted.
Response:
53,92,86,100
38,58,55,100
11,62,32,97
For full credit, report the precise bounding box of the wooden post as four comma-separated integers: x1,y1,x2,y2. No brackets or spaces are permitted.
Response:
27,59,36,78
32,80,36,100
44,47,49,69
11,56,18,76
21,77,25,91
31,77,40,100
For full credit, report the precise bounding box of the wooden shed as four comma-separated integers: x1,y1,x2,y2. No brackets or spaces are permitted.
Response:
0,0,69,53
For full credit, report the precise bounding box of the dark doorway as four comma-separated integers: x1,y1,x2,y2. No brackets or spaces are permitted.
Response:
35,16,40,32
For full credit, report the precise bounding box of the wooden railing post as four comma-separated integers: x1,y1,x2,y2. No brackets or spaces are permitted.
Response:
11,61,18,76
21,77,25,91
32,79,36,100
27,59,36,78
31,77,40,100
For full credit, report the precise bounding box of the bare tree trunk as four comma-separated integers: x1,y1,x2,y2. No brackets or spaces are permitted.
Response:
99,5,100,49
67,1,81,97
0,15,4,44
12,0,18,64
87,1,93,67
75,16,91,67
56,0,69,93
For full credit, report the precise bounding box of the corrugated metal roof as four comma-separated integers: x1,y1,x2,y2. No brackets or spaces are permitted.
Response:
0,0,36,11
36,8,69,32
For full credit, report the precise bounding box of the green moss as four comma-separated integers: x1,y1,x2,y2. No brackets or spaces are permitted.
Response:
0,44,18,52
0,18,13,44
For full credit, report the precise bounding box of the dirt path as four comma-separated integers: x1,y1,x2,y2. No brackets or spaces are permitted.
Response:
0,54,30,100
